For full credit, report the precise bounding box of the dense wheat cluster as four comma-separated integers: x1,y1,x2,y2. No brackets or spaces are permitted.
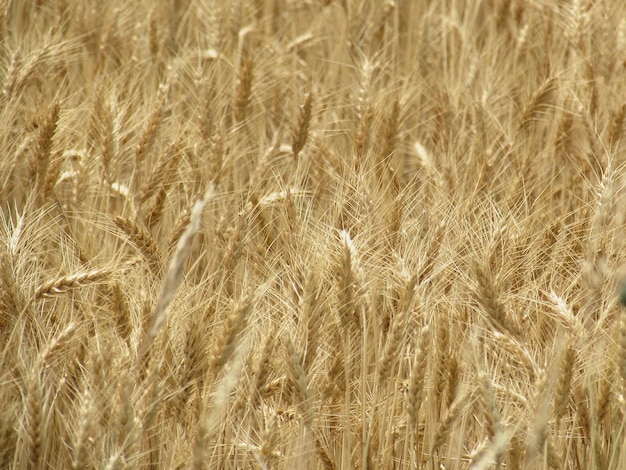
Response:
2,0,626,468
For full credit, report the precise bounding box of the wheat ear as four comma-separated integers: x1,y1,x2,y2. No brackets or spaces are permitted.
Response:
519,77,558,132
291,91,313,162
34,269,110,300
137,186,214,374
114,216,163,277
72,389,93,470
30,102,60,196
379,274,417,382
408,324,430,430
431,390,473,455
26,373,42,470
233,53,254,123
209,293,253,374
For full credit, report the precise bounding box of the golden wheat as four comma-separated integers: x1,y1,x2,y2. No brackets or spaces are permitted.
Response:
2,0,626,468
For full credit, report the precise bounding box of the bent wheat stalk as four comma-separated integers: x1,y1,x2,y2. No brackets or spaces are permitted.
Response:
136,185,215,374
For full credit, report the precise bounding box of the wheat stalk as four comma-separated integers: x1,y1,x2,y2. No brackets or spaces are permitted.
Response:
137,186,214,373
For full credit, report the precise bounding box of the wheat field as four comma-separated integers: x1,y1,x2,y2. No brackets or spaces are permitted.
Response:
1,0,626,468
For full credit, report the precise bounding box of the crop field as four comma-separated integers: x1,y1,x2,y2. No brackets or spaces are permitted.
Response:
2,0,626,468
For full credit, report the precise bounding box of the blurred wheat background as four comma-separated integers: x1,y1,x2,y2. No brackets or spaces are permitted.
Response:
1,0,626,468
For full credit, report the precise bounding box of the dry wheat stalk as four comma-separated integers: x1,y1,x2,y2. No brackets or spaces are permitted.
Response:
117,376,137,459
218,209,247,291
168,199,193,251
3,1,626,467
137,186,214,373
335,230,362,332
468,427,514,470
99,99,115,184
529,368,562,469
0,252,25,322
596,371,613,426
574,384,591,443
593,432,608,470
609,103,626,148
145,186,168,229
314,433,336,470
433,318,451,415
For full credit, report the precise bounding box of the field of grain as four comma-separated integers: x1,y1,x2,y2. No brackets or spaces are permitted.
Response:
2,0,626,468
